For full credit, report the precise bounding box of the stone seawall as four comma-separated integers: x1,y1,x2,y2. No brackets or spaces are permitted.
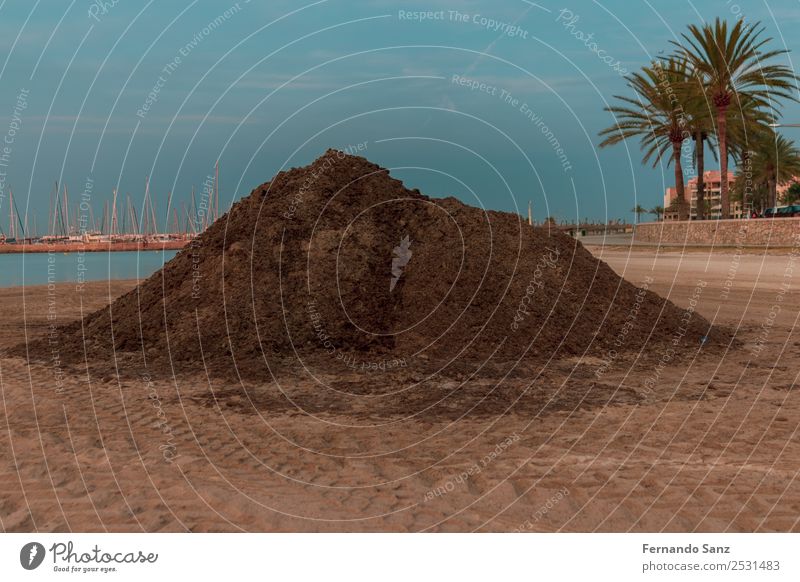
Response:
634,219,800,246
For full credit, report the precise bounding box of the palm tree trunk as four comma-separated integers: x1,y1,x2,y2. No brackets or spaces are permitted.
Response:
717,106,730,219
695,132,705,221
769,179,777,208
673,142,688,221
741,150,751,213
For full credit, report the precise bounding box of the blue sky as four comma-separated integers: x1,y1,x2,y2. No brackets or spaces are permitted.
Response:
1,0,798,232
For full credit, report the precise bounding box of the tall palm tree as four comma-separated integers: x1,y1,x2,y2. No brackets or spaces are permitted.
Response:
631,204,647,223
733,164,769,213
650,205,665,221
727,95,775,159
751,131,800,207
727,96,774,215
691,130,710,220
599,58,694,221
681,70,716,220
675,18,798,219
785,182,800,205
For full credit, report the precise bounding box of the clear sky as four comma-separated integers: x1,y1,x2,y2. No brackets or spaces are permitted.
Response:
0,0,798,233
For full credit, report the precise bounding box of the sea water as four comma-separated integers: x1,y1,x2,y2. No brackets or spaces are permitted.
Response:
0,250,179,288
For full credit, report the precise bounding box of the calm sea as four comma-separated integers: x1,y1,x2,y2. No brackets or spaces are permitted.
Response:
0,250,179,288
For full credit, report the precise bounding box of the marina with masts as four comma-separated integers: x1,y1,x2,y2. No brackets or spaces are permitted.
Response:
0,163,221,253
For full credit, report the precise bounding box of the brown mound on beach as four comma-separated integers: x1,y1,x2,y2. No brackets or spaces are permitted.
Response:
22,150,722,380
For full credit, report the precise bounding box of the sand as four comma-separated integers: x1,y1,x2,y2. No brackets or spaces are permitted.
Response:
1,245,798,532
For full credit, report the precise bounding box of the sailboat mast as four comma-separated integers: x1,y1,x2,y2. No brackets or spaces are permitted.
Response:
142,176,150,236
150,193,158,236
63,185,70,236
214,160,219,223
165,190,173,234
111,188,118,236
9,189,14,239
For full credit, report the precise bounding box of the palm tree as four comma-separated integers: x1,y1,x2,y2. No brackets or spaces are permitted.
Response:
785,182,800,205
727,95,775,159
690,128,711,220
679,65,717,220
649,205,665,221
675,18,798,219
750,131,800,207
732,165,769,213
600,57,694,221
727,97,775,214
631,204,647,223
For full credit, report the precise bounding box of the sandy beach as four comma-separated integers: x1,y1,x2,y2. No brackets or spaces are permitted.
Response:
0,245,798,532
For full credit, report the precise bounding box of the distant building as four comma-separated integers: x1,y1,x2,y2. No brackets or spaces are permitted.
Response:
663,171,741,220
663,172,800,220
